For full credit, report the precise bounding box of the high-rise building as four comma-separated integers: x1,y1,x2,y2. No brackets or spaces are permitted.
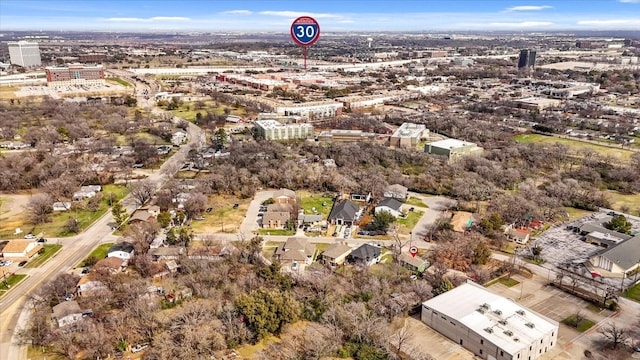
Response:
517,49,536,69
7,41,42,68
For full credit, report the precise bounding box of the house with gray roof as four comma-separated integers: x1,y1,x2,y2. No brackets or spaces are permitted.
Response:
347,243,382,266
328,200,359,225
375,198,404,218
590,235,640,275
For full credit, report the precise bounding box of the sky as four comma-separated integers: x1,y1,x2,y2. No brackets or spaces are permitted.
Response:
1,0,639,32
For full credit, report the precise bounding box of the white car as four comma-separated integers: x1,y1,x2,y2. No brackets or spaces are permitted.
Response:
3,260,13,266
24,234,36,239
131,344,149,353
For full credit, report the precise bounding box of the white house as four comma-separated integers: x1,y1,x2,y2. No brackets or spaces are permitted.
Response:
375,198,404,218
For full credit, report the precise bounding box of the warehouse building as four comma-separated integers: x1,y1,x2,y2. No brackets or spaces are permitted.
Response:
422,282,558,360
390,123,429,148
425,138,482,162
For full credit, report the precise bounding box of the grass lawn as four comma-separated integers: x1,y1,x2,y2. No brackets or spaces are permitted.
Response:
256,229,295,236
189,195,251,233
106,77,132,87
514,133,635,161
0,274,27,298
298,191,334,219
606,191,640,217
624,282,640,302
168,100,248,123
25,244,62,268
498,277,520,287
32,205,110,237
405,196,428,208
565,207,594,221
27,345,69,360
103,184,130,201
0,185,128,239
77,243,113,267
397,210,424,235
561,314,596,332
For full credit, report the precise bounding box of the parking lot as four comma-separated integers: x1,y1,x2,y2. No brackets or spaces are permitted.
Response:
535,224,601,267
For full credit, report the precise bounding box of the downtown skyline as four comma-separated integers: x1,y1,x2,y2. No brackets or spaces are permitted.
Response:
1,0,640,33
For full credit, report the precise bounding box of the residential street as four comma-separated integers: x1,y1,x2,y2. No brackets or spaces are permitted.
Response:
0,83,204,360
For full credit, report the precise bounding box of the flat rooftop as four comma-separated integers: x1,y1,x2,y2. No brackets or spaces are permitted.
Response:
423,282,558,356
428,138,476,150
392,123,427,138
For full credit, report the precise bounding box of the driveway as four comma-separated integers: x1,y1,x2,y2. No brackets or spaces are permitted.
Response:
406,193,456,239
238,190,274,237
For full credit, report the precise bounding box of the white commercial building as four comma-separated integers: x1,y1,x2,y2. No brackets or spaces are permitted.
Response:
254,120,314,141
390,123,429,148
8,41,42,68
422,282,558,360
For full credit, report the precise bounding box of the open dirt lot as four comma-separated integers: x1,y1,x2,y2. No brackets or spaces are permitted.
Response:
0,194,30,237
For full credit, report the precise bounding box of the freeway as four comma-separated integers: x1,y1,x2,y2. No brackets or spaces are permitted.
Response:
0,73,204,359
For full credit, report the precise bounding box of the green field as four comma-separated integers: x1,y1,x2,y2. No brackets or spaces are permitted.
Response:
0,185,129,239
606,191,640,216
405,197,428,208
168,100,248,123
514,133,635,161
25,244,62,268
299,191,334,219
565,207,594,221
77,243,113,268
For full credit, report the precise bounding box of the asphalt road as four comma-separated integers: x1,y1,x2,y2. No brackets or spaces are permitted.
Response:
0,73,203,360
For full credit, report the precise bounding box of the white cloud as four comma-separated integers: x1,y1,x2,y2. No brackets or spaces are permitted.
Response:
106,16,190,22
578,19,640,25
259,11,342,19
489,21,553,27
505,5,553,11
221,10,253,15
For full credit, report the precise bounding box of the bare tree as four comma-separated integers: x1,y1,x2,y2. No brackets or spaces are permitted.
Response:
26,193,53,224
598,322,628,349
392,323,413,357
183,192,208,219
130,179,156,206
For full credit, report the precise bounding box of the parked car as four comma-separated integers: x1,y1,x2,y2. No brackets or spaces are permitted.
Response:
37,238,47,243
24,234,36,239
18,261,27,267
233,203,239,209
0,261,5,266
81,267,90,274
64,293,74,301
3,260,13,266
194,215,205,221
206,207,213,213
